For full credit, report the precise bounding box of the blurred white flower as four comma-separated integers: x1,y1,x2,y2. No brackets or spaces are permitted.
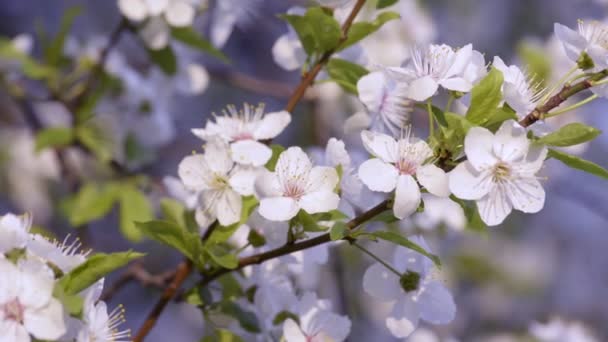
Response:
362,237,455,338
256,147,340,221
283,292,351,342
412,194,465,232
358,129,449,219
0,213,31,254
530,317,598,342
449,120,547,226
209,0,263,48
554,20,608,71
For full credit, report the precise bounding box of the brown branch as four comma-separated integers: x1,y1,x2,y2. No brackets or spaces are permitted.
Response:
100,261,176,302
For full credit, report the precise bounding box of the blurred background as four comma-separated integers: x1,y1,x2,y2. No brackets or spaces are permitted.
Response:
1,0,607,341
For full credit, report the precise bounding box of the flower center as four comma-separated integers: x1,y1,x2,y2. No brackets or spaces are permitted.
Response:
396,158,418,175
283,180,306,200
400,271,421,293
232,132,254,141
211,174,229,189
492,162,512,182
2,298,24,323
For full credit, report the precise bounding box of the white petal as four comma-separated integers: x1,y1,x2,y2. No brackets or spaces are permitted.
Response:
444,43,473,79
299,190,340,214
178,154,211,191
275,147,312,180
344,112,372,134
118,0,148,21
358,158,398,192
259,197,300,221
493,120,529,162
195,207,215,231
312,312,351,342
416,164,450,197
283,319,306,342
394,174,421,219
272,34,305,71
176,63,209,95
307,166,339,192
465,126,497,170
449,162,492,200
231,140,272,166
362,263,402,301
506,178,545,214
417,281,456,325
439,77,472,92
357,71,387,113
254,111,292,140
0,321,29,342
361,130,398,163
229,168,257,196
210,7,237,47
23,299,66,340
523,144,548,174
386,296,420,338
18,266,54,309
406,75,439,101
215,190,242,226
144,0,169,16
477,189,512,226
0,259,19,303
139,16,170,50
204,140,234,174
164,0,194,27
254,169,281,198
325,138,351,167
554,23,587,62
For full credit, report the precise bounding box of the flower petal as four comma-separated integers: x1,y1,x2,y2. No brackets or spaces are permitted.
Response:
439,77,472,92
259,197,300,221
358,158,398,192
386,296,420,338
254,111,292,140
325,138,351,168
272,34,305,71
308,166,339,192
362,263,402,301
164,0,194,27
477,188,513,226
144,0,169,16
283,319,306,342
444,43,473,79
344,112,372,134
449,161,492,200
361,130,398,163
178,154,211,191
406,75,439,102
210,6,237,47
416,164,450,197
275,147,312,180
23,298,66,340
0,320,29,342
554,23,587,63
357,71,387,113
118,0,148,21
417,281,456,325
465,126,497,170
229,168,257,196
493,120,529,162
299,190,340,215
139,16,170,50
506,178,545,214
231,140,272,166
394,174,421,219
254,169,281,198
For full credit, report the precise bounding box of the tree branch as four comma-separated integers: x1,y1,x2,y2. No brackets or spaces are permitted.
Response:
99,261,176,302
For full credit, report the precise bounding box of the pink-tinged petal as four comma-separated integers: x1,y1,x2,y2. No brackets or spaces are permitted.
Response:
357,71,387,113
386,296,420,338
215,190,242,226
231,140,272,166
361,130,398,163
416,164,450,197
254,111,292,140
465,126,497,170
299,190,340,214
259,197,300,221
394,174,421,219
506,178,545,214
449,162,492,200
476,189,512,226
417,281,456,324
164,0,194,27
23,299,66,340
493,120,530,162
283,319,307,342
362,263,402,301
358,158,398,192
0,259,19,303
406,75,439,101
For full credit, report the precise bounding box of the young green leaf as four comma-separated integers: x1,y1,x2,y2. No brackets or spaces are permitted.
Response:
295,210,327,232
537,123,601,147
247,229,266,247
75,122,115,163
201,329,244,342
548,148,608,180
0,38,57,80
206,245,238,269
329,221,348,240
136,220,202,262
60,183,119,226
45,6,81,66
119,186,154,242
371,231,441,267
147,45,177,75
377,0,399,9
337,11,400,51
466,67,504,124
265,144,285,171
281,7,341,55
326,58,369,94
171,27,229,63
52,285,84,316
58,251,144,295
35,127,74,152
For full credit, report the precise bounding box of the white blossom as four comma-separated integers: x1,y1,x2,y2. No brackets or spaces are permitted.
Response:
282,292,351,342
492,56,545,117
192,104,291,166
449,120,547,226
358,129,450,219
362,237,455,338
0,213,31,254
27,235,89,273
530,318,598,342
554,20,608,71
209,0,262,48
411,194,466,232
256,147,340,221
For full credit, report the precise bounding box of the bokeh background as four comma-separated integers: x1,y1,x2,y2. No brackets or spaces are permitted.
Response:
1,0,607,341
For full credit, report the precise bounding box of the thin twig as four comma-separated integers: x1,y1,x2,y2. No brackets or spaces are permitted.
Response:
100,261,176,302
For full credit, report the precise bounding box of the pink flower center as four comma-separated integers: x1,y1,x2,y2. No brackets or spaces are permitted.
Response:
232,132,254,141
2,298,24,323
396,158,417,175
283,181,306,200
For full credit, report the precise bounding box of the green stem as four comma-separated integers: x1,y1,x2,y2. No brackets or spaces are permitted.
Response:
427,99,435,137
445,94,455,113
541,65,578,104
352,242,401,277
545,94,598,118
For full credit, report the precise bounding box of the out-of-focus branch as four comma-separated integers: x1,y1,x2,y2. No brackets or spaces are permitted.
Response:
100,261,176,302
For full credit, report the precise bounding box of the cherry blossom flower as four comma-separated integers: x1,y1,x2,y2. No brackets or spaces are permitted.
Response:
256,147,340,221
530,317,598,342
362,237,455,338
554,20,608,71
178,140,256,227
411,194,466,232
27,235,89,273
192,104,291,166
389,44,475,101
492,56,545,117
283,292,351,342
449,120,547,226
0,212,31,254
347,70,413,135
358,129,450,219
0,258,66,342
77,302,130,342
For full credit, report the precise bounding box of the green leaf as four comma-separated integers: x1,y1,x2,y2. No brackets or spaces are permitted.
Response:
58,251,144,295
337,11,400,51
265,144,285,171
201,329,244,342
370,210,399,223
272,310,300,325
548,148,608,180
247,229,266,247
295,210,327,232
451,196,487,234
0,38,56,80
147,45,177,75
329,221,348,240
45,6,81,66
206,245,238,269
483,104,517,132
217,301,260,333
430,105,448,127
377,0,399,8
53,285,84,317
466,67,504,124
207,196,259,244
160,198,197,232
171,27,229,63
517,42,551,87
371,231,441,267
60,183,119,226
119,186,154,242
136,220,203,263
218,274,243,300
537,123,601,147
326,58,369,94
75,122,115,163
281,7,342,55
35,127,74,152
